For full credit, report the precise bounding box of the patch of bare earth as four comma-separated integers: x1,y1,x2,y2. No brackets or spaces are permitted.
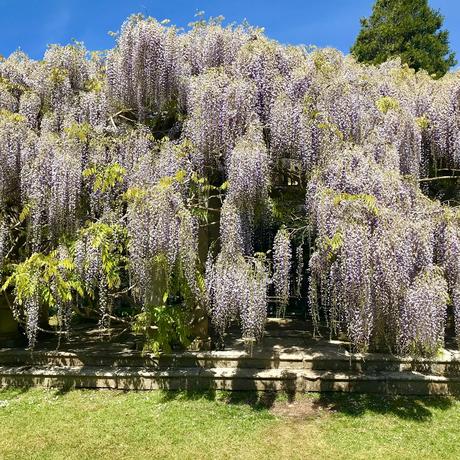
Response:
270,397,335,420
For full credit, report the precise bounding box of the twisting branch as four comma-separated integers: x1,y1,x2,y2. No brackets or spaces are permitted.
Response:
419,176,460,183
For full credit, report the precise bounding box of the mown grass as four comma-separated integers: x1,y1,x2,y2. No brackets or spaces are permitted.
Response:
0,388,459,459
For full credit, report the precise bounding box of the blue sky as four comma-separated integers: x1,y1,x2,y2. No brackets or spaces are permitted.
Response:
0,1,458,60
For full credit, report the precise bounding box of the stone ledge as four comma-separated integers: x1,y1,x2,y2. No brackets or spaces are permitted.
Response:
1,347,460,376
1,365,460,395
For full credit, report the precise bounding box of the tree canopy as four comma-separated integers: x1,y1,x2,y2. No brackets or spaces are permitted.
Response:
351,0,457,77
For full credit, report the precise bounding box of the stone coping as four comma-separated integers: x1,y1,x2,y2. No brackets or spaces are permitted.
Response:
2,365,460,382
1,343,459,364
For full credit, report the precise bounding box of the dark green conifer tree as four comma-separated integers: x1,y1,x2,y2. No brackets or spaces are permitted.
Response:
351,0,456,77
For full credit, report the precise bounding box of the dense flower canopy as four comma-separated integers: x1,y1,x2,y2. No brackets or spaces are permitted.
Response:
1,14,460,355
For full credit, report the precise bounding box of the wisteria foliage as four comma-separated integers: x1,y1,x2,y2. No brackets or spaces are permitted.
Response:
1,14,460,355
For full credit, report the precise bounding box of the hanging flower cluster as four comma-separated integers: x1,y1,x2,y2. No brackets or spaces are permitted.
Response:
205,208,269,343
183,68,257,164
272,228,292,316
107,15,183,120
307,140,451,354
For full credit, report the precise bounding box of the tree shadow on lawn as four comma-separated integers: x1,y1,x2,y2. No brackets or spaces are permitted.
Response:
313,393,454,422
159,389,279,411
0,385,32,400
159,389,456,422
1,385,455,422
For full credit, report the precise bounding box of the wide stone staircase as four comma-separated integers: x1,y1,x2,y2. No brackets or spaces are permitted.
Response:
1,320,460,395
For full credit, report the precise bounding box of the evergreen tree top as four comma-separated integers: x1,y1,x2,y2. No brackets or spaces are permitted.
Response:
351,0,457,77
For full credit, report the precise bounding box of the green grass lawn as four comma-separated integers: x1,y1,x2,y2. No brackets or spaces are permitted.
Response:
0,388,459,460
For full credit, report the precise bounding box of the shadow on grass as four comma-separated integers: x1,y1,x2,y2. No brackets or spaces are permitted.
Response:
313,393,454,422
158,389,280,411
0,385,32,399
158,389,457,421
1,384,456,422
52,385,75,397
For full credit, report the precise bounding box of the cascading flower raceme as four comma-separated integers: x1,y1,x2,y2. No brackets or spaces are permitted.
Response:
272,228,292,317
183,68,257,166
227,121,269,207
106,15,183,120
398,266,448,356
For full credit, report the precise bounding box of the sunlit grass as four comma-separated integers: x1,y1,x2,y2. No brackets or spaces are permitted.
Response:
0,389,459,459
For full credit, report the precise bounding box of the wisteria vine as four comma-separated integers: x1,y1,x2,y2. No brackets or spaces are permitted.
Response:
0,14,459,356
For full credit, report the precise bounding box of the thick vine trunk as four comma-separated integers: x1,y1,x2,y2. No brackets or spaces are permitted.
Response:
0,294,21,346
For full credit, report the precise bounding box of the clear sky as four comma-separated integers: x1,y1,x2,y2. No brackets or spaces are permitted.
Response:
0,0,458,61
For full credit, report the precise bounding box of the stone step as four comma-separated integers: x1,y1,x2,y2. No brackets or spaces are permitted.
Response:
1,365,460,395
1,348,460,376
